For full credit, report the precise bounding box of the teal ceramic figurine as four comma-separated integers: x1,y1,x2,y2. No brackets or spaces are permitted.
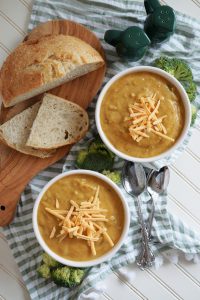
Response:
104,26,151,61
144,0,176,43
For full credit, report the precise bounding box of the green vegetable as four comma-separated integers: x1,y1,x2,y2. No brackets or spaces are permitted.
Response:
89,137,114,157
51,266,85,288
102,170,121,184
68,269,85,288
154,56,174,74
76,149,88,168
191,104,197,126
182,81,197,102
51,266,71,287
80,152,114,171
154,56,193,81
37,264,51,279
154,56,197,102
42,253,61,268
37,252,87,288
76,136,115,171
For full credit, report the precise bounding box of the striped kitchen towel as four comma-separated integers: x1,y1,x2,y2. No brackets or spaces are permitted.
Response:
3,0,200,299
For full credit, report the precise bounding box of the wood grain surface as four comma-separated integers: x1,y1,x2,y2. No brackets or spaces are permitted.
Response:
0,19,106,227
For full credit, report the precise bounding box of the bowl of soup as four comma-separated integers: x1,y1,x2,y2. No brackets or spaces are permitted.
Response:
95,66,191,162
33,170,130,267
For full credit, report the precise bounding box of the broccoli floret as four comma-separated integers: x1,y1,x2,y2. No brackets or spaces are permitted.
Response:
154,56,197,102
182,80,197,102
37,264,51,279
76,136,115,171
89,137,114,158
68,269,85,288
102,170,121,184
51,267,85,288
76,150,88,168
88,136,104,152
154,56,174,74
154,56,193,81
42,253,61,268
81,152,114,172
51,266,71,287
170,58,193,82
191,104,197,126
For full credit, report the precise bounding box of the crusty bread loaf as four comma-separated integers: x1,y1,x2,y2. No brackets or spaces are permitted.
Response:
0,35,104,107
26,93,89,150
0,102,54,158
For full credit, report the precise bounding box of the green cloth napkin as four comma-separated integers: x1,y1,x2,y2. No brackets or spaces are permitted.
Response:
3,0,200,299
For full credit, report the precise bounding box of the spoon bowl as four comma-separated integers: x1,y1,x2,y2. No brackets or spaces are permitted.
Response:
122,161,146,197
148,166,170,195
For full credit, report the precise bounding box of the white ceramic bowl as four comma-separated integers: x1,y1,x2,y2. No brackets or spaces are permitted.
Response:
95,66,191,163
33,170,130,268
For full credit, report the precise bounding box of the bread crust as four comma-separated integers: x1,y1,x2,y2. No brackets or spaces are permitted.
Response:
0,35,104,107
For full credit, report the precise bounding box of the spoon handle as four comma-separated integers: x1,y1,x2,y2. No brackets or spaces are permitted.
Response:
147,193,155,238
135,195,153,268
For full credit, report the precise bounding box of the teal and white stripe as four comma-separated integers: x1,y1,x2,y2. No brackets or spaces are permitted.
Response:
3,0,200,299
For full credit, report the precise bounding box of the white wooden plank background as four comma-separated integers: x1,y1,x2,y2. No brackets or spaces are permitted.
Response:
0,0,200,299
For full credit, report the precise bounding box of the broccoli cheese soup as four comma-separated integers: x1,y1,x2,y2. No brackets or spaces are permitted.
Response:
100,72,185,158
37,174,125,261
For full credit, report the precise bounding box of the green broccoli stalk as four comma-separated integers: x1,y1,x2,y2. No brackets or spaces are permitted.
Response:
154,56,197,102
37,264,51,279
191,104,197,126
42,253,61,268
102,170,121,184
51,266,85,288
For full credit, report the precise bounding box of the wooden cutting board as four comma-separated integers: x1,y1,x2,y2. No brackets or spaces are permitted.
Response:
0,20,106,227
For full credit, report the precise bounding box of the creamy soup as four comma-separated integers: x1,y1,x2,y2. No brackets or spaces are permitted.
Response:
100,72,185,158
37,174,124,261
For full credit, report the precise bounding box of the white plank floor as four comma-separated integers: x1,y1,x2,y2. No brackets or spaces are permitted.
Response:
0,0,200,299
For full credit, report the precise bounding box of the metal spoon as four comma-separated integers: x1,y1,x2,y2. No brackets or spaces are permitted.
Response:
147,166,170,240
122,161,155,269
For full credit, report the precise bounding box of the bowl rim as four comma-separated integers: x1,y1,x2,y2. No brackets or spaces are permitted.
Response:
32,169,130,268
95,66,191,163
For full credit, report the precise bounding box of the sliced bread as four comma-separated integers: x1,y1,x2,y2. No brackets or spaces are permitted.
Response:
0,35,104,107
0,102,54,158
26,93,89,150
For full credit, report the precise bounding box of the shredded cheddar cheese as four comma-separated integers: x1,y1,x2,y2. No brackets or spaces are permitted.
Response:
49,226,56,239
55,198,60,209
45,185,115,256
126,94,175,143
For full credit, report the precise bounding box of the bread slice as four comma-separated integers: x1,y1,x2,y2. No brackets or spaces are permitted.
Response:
26,93,89,150
0,35,104,107
0,102,54,158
